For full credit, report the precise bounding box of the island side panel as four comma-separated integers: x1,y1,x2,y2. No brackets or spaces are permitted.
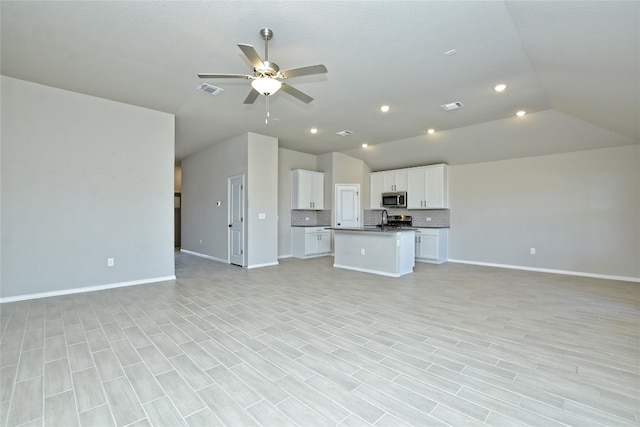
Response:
333,230,414,277
398,230,416,274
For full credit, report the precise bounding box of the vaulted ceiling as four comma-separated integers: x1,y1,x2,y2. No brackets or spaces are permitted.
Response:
2,1,638,169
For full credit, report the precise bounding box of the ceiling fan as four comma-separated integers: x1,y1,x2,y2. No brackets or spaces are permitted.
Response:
198,28,327,119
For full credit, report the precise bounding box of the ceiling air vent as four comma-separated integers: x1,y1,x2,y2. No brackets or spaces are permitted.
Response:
336,130,354,137
197,83,224,96
441,101,464,111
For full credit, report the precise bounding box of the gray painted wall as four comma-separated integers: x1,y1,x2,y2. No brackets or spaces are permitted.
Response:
449,145,640,279
181,132,278,267
181,134,248,261
1,76,175,299
247,133,279,267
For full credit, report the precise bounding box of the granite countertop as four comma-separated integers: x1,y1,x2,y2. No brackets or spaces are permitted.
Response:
329,226,417,233
291,224,331,227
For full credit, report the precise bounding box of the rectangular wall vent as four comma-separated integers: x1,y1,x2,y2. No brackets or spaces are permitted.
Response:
197,83,224,96
336,130,354,137
441,101,464,111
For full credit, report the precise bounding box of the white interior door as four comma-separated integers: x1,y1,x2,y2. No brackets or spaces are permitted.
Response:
229,175,245,266
335,184,360,227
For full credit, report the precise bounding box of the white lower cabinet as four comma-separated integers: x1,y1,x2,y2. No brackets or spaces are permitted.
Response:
292,227,331,258
415,228,448,264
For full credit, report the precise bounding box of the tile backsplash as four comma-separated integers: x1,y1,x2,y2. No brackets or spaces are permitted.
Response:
364,208,449,227
291,210,331,226
292,208,448,227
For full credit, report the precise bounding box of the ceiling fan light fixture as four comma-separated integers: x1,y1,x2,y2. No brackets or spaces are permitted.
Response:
251,77,282,96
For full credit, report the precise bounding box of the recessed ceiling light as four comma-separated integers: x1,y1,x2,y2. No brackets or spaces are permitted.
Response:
310,128,318,134
427,129,436,135
516,110,526,117
380,105,390,113
361,143,368,148
494,84,507,92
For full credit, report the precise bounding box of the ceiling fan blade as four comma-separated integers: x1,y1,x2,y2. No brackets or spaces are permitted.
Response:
280,64,328,79
238,44,264,69
280,83,313,104
243,89,260,104
198,73,252,79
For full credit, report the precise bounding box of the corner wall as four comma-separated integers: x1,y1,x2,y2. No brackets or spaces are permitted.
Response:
181,134,248,262
1,76,176,300
247,133,279,267
449,145,640,280
181,132,279,267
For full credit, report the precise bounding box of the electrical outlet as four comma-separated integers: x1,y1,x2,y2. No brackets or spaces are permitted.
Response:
305,217,309,221
107,258,114,267
426,217,432,222
361,248,365,255
530,248,536,255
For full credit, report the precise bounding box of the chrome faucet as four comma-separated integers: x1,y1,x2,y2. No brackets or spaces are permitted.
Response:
381,209,388,229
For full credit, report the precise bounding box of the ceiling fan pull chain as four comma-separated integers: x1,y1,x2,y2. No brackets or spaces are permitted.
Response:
265,96,269,124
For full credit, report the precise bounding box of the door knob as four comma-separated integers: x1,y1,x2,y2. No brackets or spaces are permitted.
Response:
228,224,232,228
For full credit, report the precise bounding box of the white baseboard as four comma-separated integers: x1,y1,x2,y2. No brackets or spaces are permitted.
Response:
247,261,279,269
180,249,227,264
278,254,293,259
447,259,640,283
0,275,177,304
181,249,279,269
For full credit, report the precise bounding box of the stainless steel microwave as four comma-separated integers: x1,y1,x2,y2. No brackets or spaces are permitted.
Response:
381,191,407,208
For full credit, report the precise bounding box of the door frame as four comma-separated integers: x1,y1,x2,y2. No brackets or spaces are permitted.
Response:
228,174,245,267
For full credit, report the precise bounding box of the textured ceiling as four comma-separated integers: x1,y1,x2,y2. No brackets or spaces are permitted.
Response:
1,1,638,169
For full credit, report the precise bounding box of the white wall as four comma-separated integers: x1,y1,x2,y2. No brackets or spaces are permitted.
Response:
449,145,640,280
1,76,175,300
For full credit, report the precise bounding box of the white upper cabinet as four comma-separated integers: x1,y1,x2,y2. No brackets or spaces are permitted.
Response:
407,168,426,209
425,165,447,208
369,173,384,209
369,170,408,209
383,170,407,192
407,164,448,209
291,169,324,210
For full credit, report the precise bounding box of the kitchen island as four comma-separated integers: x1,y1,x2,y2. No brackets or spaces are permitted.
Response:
331,227,416,277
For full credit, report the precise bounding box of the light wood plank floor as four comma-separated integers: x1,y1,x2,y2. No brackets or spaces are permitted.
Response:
1,252,638,426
